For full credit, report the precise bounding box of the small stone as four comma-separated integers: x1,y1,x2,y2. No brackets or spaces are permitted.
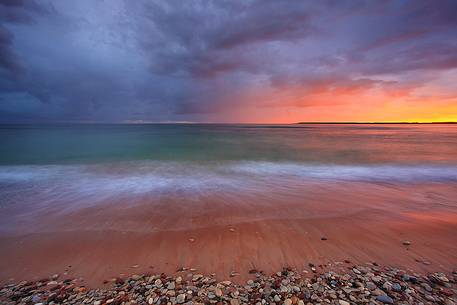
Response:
373,288,386,296
230,298,240,305
376,295,393,304
208,291,216,299
421,282,432,292
366,282,376,290
229,228,235,232
338,300,350,305
392,283,401,291
298,301,305,305
274,295,281,302
177,293,186,303
31,295,41,303
215,287,223,297
402,240,411,246
372,276,382,283
437,275,449,283
167,281,175,289
51,274,59,280
188,238,195,242
382,281,392,291
425,295,436,302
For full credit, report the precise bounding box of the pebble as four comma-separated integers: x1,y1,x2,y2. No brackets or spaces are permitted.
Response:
0,265,454,305
376,295,394,304
402,240,411,245
31,295,41,303
215,287,223,297
230,298,240,305
425,294,436,302
176,293,186,303
284,298,292,305
382,281,392,291
392,283,401,291
421,282,432,292
371,275,382,283
366,281,376,290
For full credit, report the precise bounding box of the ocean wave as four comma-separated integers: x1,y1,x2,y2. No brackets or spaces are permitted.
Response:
1,162,457,187
230,162,457,182
1,161,456,231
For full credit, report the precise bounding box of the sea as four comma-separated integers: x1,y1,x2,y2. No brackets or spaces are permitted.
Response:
1,123,457,232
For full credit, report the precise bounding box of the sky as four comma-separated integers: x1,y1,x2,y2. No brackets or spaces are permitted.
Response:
0,0,457,123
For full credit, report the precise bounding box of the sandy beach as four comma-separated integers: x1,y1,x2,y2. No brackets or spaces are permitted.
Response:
1,181,456,288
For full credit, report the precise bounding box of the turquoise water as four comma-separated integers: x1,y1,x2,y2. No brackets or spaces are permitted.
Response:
1,124,457,165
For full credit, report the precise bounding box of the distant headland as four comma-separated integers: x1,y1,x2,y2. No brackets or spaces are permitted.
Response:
297,122,457,124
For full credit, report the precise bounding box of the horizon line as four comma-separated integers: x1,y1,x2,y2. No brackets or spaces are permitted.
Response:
1,121,457,125
0,121,457,125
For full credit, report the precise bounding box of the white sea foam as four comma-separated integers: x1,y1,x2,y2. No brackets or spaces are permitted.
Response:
1,161,457,233
229,162,457,182
1,162,457,190
0,161,455,212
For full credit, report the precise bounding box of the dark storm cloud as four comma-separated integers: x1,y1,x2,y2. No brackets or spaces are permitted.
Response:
0,25,22,74
0,0,456,122
135,0,316,78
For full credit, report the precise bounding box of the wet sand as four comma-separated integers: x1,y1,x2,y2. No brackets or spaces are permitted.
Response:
1,181,457,287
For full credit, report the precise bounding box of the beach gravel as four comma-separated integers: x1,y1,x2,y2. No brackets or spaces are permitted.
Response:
1,264,456,305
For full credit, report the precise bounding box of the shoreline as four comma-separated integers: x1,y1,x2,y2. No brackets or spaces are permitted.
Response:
1,263,455,304
1,209,456,288
1,177,456,299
